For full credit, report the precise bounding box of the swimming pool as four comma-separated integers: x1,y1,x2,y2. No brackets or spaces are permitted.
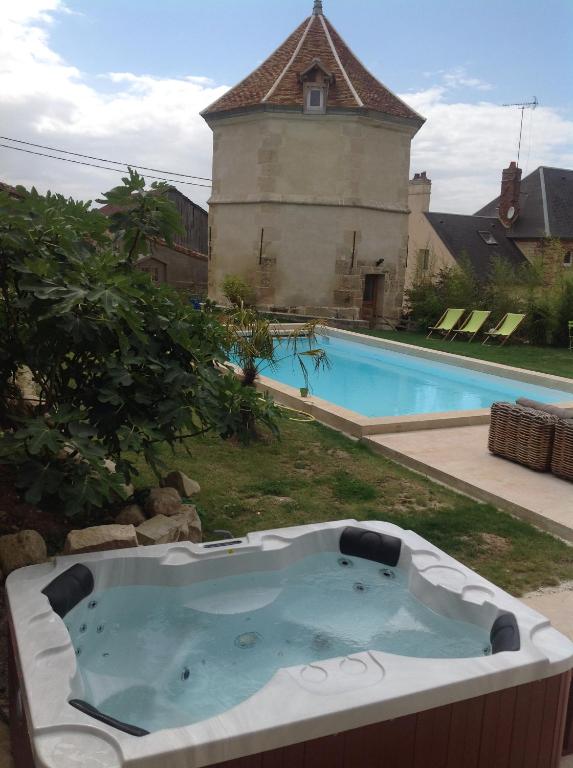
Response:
262,332,573,418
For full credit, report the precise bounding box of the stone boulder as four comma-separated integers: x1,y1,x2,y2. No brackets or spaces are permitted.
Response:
115,504,146,526
64,525,138,555
171,505,202,543
163,471,200,498
0,530,47,577
136,515,182,546
144,487,182,517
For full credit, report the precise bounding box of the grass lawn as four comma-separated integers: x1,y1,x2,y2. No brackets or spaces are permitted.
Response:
362,330,573,380
134,419,573,596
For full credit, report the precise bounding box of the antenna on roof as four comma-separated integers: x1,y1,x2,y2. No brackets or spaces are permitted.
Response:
313,0,323,15
502,97,538,167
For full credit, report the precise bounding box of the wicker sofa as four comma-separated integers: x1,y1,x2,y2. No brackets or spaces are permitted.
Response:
489,398,573,481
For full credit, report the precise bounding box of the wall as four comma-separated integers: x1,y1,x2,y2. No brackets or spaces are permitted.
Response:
405,213,456,296
138,242,208,295
206,111,416,320
514,238,573,286
167,189,208,255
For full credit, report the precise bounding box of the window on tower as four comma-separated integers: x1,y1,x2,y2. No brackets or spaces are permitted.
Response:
305,86,326,114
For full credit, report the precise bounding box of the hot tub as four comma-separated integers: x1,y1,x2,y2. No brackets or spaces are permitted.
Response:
6,520,573,768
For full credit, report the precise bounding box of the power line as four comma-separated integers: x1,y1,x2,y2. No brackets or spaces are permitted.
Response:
0,143,212,188
0,135,211,182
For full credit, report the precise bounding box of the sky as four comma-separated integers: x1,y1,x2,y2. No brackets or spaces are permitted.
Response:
1,0,572,213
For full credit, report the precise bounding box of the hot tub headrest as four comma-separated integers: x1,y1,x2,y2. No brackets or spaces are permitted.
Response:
340,527,401,567
42,564,94,619
491,612,520,653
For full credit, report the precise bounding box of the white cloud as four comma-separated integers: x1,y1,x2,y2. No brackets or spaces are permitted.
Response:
405,87,573,213
0,0,226,208
433,66,493,92
1,3,572,217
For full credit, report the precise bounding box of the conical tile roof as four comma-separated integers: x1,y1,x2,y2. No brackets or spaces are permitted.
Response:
202,8,423,124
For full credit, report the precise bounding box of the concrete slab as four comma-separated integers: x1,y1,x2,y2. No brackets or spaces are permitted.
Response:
522,583,573,641
365,425,573,542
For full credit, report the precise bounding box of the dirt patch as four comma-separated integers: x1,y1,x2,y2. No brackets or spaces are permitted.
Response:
0,467,67,555
479,533,512,556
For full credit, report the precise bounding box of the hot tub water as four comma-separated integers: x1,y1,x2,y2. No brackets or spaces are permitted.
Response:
66,552,490,733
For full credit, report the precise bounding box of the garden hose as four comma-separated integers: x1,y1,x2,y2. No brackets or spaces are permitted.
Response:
255,394,316,422
276,403,316,422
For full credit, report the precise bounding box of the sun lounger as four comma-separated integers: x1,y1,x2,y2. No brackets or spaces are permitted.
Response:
482,313,525,346
450,310,491,342
427,308,465,339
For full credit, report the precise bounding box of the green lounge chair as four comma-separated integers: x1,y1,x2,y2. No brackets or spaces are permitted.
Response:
482,313,526,346
427,308,465,339
450,310,491,342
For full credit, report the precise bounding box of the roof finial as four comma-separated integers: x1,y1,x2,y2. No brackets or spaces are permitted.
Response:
313,0,323,15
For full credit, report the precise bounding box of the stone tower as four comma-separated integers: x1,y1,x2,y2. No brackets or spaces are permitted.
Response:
202,2,424,323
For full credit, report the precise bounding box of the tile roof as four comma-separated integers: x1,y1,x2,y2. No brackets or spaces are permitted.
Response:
475,166,573,239
425,212,528,281
0,180,25,198
202,10,422,124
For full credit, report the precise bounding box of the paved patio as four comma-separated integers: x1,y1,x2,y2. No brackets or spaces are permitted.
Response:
365,424,573,542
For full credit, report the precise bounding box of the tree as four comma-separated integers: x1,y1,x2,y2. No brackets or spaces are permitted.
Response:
0,172,279,518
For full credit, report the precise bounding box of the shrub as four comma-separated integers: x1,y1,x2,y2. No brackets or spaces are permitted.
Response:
222,275,253,307
406,257,478,330
0,172,279,518
553,275,573,347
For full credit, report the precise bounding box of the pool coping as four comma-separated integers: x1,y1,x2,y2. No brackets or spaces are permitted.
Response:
253,325,573,437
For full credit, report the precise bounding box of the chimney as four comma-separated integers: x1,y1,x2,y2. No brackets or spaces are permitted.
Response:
408,171,431,213
498,161,522,228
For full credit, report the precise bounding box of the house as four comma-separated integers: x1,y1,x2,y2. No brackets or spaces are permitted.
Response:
405,164,573,291
100,187,209,296
0,181,25,199
476,164,573,285
202,0,424,325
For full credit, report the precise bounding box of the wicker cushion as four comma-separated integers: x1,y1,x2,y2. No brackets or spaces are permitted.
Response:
551,419,573,482
489,402,558,472
516,397,573,420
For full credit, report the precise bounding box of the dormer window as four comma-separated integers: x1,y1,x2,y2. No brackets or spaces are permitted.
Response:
299,57,333,115
306,87,325,113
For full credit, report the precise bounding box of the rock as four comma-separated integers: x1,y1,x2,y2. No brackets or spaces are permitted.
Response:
145,487,182,517
163,471,201,498
0,530,47,577
136,515,182,546
102,459,134,500
171,505,202,543
64,525,137,555
268,496,295,505
115,504,145,526
119,482,135,500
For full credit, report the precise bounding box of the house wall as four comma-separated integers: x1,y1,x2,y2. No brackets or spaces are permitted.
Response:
405,213,457,296
167,189,208,255
514,238,573,285
206,111,417,320
137,243,208,295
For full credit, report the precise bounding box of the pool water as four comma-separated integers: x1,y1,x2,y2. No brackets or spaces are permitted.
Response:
66,553,491,732
255,335,571,417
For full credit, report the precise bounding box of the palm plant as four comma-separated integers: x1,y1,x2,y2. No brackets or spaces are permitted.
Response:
224,305,330,391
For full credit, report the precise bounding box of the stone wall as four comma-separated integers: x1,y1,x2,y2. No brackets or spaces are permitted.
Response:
513,238,573,287
138,242,208,296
